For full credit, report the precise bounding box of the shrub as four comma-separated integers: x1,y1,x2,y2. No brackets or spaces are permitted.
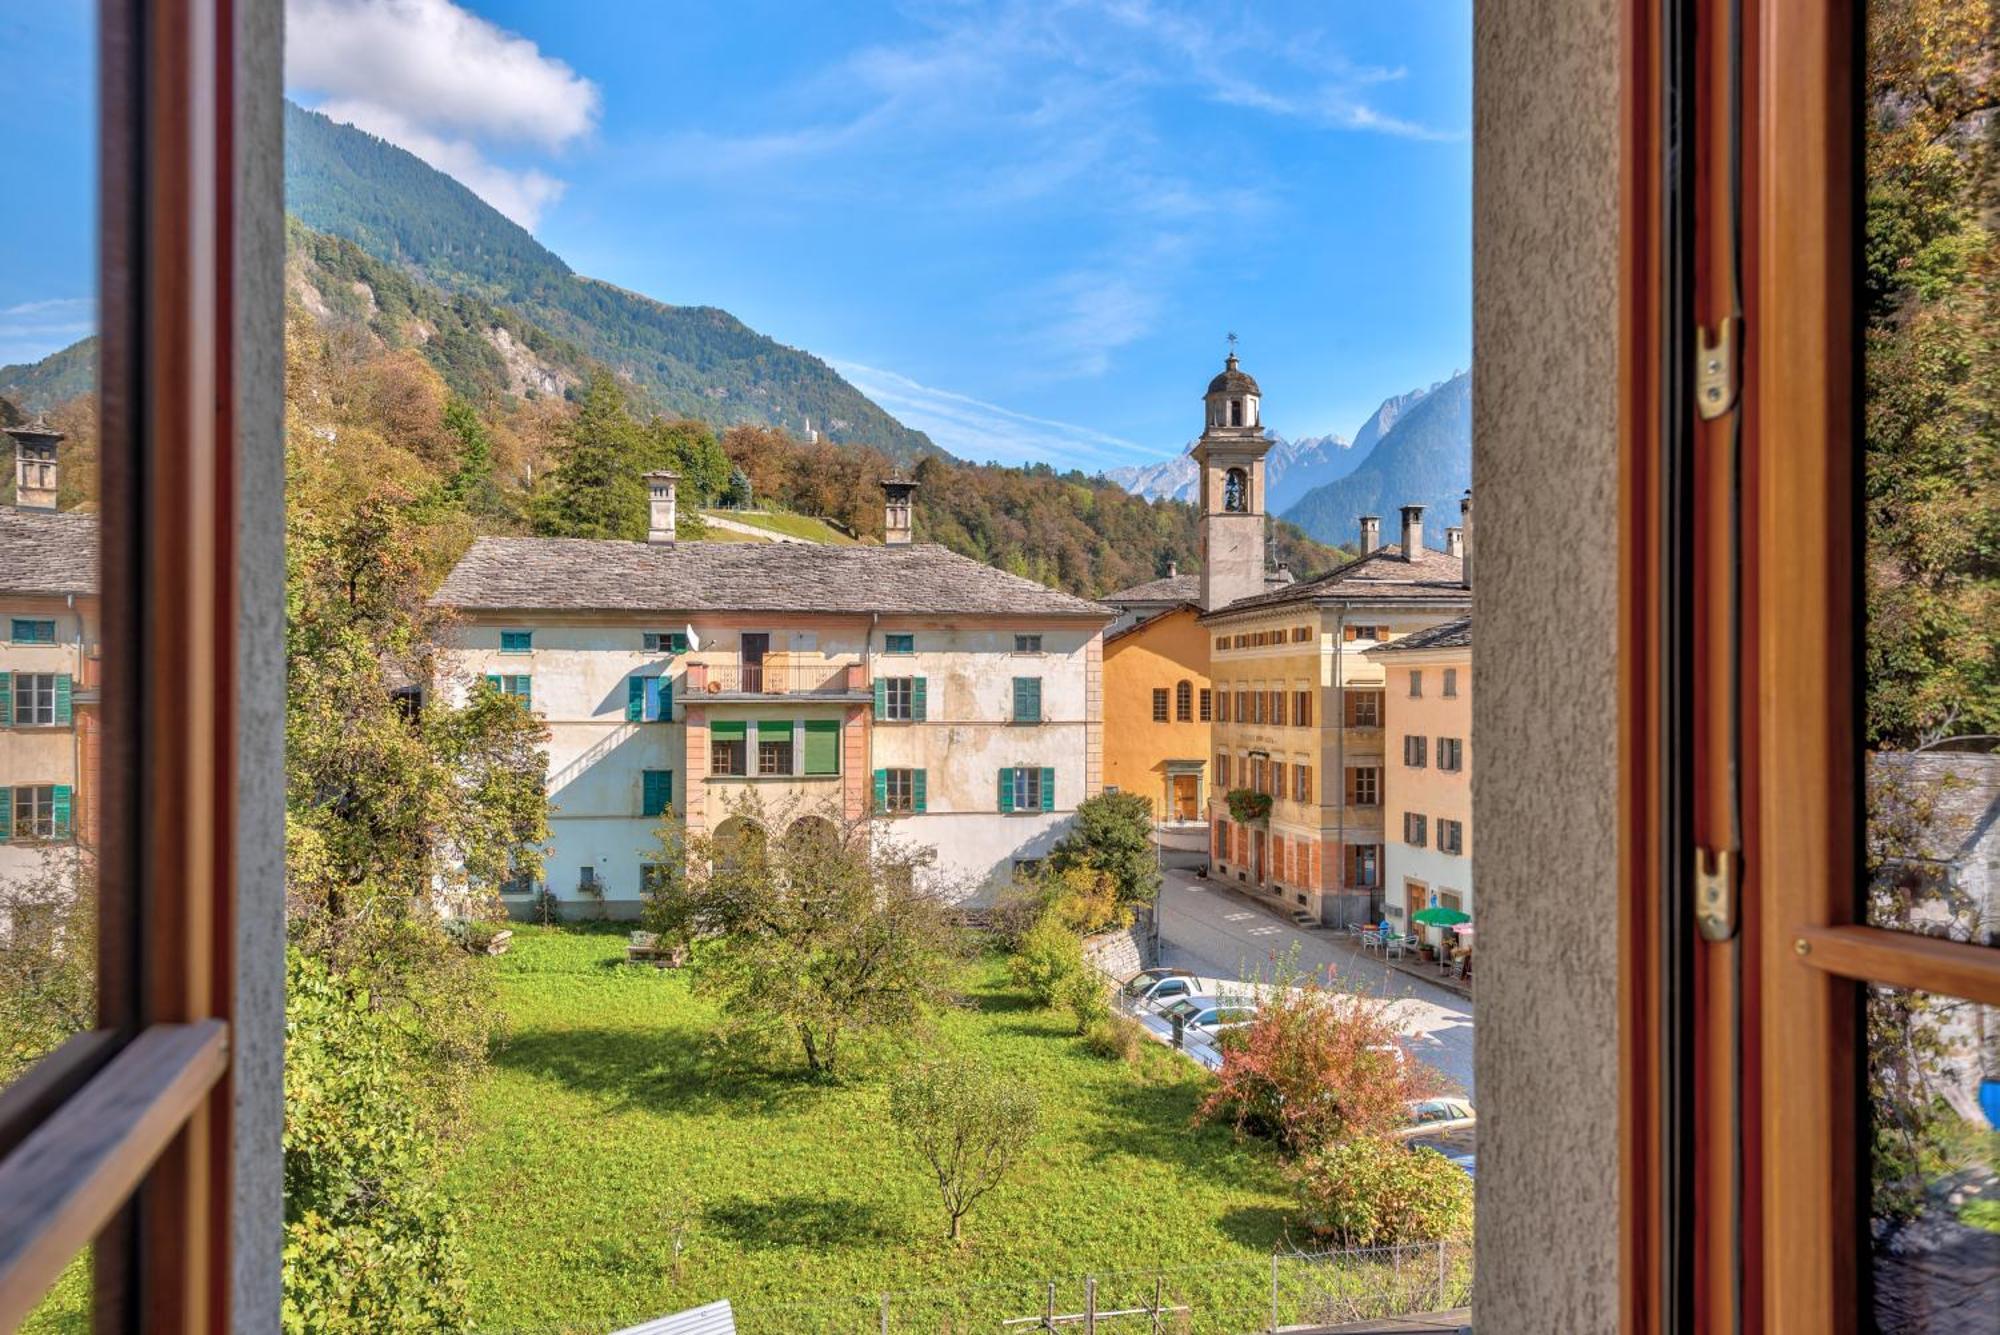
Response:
889,1053,1041,1242
1289,1138,1472,1246
1196,968,1446,1155
530,884,561,926
1049,791,1161,911
1009,914,1085,1005
1054,967,1113,1035
1225,788,1273,824
1082,1014,1147,1063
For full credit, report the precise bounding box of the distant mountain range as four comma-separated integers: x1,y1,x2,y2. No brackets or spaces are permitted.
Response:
282,101,939,462
1103,374,1470,551
1279,371,1471,550
1105,431,1361,511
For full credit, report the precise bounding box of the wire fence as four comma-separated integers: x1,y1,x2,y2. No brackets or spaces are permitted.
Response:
721,1240,1473,1334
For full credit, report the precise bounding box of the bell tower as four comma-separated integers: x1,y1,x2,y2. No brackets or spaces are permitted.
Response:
1191,339,1273,611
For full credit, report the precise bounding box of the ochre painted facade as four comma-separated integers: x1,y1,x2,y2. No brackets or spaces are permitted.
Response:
1370,638,1474,944
1100,605,1210,824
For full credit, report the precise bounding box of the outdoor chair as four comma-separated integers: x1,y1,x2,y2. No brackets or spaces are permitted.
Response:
1384,934,1407,960
1361,929,1383,954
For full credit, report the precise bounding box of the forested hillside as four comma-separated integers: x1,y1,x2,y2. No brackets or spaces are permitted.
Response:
285,102,938,461
0,335,97,415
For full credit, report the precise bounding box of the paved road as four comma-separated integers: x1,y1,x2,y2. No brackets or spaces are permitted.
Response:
1153,868,1476,1098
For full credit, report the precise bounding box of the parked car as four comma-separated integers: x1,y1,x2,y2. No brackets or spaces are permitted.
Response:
1134,974,1208,1009
1120,966,1193,999
1407,1124,1477,1178
1397,1097,1477,1139
1158,996,1259,1033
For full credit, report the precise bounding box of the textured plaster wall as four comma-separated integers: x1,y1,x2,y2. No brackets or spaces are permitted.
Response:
1473,0,1621,1330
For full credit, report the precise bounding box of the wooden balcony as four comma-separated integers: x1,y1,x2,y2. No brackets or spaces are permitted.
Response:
684,658,869,701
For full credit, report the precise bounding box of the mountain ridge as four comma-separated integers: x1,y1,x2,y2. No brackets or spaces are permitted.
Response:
283,100,940,461
1279,370,1471,551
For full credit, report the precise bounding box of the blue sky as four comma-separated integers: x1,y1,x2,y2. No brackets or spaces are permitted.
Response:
2,0,1470,470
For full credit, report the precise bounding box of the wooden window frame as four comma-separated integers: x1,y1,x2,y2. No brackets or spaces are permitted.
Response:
0,1,271,1329
1621,0,2000,1330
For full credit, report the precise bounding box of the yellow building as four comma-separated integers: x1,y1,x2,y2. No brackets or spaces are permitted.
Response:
1099,600,1210,823
1203,504,1470,924
1365,617,1473,946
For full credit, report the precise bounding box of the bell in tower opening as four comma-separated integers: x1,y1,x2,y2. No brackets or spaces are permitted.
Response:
1191,342,1276,612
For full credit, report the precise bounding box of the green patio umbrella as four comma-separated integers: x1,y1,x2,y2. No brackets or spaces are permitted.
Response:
1411,906,1472,927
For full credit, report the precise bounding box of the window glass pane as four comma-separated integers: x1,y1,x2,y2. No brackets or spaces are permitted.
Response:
1866,984,2000,1325
1862,0,1998,951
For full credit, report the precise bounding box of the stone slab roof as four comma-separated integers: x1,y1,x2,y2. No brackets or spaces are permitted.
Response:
1203,543,1467,620
1105,601,1201,643
1101,572,1202,605
1368,615,1472,653
0,507,98,597
1870,751,2000,866
432,537,1112,619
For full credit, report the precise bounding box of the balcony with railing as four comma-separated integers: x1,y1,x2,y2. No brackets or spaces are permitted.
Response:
684,657,869,701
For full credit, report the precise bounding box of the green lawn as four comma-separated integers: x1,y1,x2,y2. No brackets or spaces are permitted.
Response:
451,925,1299,1334
698,509,861,545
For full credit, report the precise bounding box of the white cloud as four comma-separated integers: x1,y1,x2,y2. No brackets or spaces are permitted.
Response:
0,297,94,367
285,0,599,229
830,360,1156,468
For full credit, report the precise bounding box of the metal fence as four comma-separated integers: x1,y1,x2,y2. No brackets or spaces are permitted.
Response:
719,1240,1473,1334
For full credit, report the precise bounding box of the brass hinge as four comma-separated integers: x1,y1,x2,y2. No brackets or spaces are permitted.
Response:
1696,318,1737,420
1696,847,1737,941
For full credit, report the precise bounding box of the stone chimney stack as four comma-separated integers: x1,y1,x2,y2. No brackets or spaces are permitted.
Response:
1166,559,1178,578
8,420,62,511
644,471,678,545
1459,490,1473,589
1358,515,1380,555
1399,504,1424,561
882,477,918,546
1445,527,1463,559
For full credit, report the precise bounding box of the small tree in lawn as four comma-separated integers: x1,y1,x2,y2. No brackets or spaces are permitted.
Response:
1048,791,1160,914
642,792,962,1077
890,1054,1041,1243
1197,965,1446,1155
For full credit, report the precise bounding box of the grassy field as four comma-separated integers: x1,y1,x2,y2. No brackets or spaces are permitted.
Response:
450,925,1300,1334
697,509,861,545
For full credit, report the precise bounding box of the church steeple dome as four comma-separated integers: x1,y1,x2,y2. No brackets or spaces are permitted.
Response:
1203,346,1262,430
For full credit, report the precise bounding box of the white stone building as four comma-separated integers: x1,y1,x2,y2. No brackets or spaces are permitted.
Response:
430,479,1111,916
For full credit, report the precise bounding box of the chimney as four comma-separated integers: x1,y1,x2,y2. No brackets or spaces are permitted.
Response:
1358,515,1380,554
882,477,918,546
1399,504,1424,561
1444,527,1463,559
1166,559,1178,578
8,419,63,511
644,471,679,545
1459,490,1473,589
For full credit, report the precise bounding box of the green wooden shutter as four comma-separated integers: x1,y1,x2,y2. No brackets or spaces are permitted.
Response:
1040,767,1056,812
998,768,1015,813
54,675,72,725
913,769,927,813
873,677,887,714
642,770,672,817
803,720,841,775
0,671,11,726
660,678,674,719
518,677,532,710
1013,677,1041,722
873,768,889,812
52,784,71,838
0,787,11,840
485,673,501,693
912,677,928,721
628,676,646,720
668,632,689,653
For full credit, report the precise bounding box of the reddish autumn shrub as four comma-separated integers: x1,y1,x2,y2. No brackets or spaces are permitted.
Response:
1195,970,1444,1155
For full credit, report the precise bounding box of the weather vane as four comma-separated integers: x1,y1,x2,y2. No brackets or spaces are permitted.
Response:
1226,331,1238,356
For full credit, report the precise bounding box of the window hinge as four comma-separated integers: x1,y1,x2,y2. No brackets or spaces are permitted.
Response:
1695,846,1737,941
1695,317,1737,420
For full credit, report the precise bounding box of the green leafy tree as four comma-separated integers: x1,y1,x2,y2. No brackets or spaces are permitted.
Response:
643,794,961,1076
1008,913,1087,1006
1288,1138,1472,1246
0,853,96,1086
1049,791,1161,912
889,1053,1042,1242
533,373,650,539
282,951,471,1333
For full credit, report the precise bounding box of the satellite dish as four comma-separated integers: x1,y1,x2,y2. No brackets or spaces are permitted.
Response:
684,624,701,652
